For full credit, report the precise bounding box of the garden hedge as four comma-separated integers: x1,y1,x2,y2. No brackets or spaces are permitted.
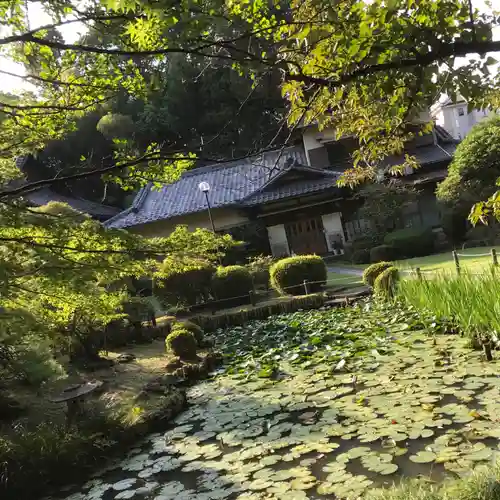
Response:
171,320,204,346
363,261,394,287
369,244,395,263
155,260,214,307
270,255,327,296
374,266,399,299
350,249,370,264
165,328,197,359
384,228,435,258
211,265,253,305
191,293,326,331
246,255,274,288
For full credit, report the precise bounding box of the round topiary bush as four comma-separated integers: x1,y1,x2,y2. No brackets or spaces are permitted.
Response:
384,228,435,258
270,255,327,296
171,320,204,346
363,261,394,287
155,259,215,307
350,249,370,264
369,244,395,263
165,328,197,359
212,265,253,304
373,266,399,300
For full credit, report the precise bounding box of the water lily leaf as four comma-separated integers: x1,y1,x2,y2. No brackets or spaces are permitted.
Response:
409,451,437,463
114,491,136,500
112,479,137,491
347,446,372,459
467,446,493,461
291,477,316,490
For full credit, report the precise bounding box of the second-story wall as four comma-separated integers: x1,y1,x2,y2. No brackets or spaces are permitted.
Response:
433,103,494,140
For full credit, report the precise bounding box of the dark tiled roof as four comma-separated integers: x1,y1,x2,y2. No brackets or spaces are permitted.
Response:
384,143,456,169
107,138,456,230
241,173,340,206
106,147,313,229
25,188,120,219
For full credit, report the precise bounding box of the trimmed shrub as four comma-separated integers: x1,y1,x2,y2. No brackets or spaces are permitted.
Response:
122,297,155,325
246,255,274,288
369,244,395,263
363,261,394,287
155,260,215,307
373,266,399,299
384,228,435,258
351,234,381,251
350,249,370,264
165,328,197,359
171,320,203,346
191,293,327,331
465,224,500,246
212,265,253,304
270,255,327,296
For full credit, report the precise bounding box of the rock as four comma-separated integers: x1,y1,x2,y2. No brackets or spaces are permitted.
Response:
117,353,136,364
165,357,183,372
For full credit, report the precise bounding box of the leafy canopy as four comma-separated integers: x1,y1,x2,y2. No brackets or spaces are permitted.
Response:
437,116,500,223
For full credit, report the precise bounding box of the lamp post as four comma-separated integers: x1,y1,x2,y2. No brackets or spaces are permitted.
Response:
198,181,216,233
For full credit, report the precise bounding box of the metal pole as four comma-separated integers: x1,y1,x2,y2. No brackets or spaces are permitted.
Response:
204,191,216,233
452,250,460,275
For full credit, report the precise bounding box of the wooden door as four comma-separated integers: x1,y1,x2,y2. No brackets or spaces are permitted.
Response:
286,217,328,255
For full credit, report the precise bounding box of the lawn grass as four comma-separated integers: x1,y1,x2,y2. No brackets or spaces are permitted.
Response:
330,246,500,275
396,246,500,274
326,270,364,288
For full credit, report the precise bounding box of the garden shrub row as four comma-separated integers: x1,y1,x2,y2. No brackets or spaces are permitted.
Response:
156,254,327,309
270,255,327,296
190,293,327,332
362,261,394,287
374,266,399,299
352,228,436,264
155,261,253,307
384,227,435,258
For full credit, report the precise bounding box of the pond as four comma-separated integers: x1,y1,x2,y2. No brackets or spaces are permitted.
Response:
48,302,500,500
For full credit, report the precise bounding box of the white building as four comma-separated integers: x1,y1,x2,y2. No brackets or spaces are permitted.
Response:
431,96,494,140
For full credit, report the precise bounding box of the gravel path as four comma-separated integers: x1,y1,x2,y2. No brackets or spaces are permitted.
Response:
327,266,364,276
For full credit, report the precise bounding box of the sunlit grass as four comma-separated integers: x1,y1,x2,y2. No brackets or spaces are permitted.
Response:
367,463,500,500
396,246,500,274
398,269,500,339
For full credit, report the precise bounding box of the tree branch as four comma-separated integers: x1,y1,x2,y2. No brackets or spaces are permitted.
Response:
0,14,132,46
287,40,500,88
0,235,165,256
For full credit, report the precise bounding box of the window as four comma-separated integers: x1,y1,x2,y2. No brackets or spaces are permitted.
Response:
458,107,465,116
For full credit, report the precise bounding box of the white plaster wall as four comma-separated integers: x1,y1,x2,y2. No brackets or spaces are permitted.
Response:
301,126,336,165
321,213,345,251
266,224,290,257
437,104,496,140
130,208,249,237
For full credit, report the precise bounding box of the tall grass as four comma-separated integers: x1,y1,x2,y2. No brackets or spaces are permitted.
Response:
398,269,500,340
366,463,500,500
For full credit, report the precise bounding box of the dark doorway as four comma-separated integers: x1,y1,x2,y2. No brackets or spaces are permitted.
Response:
286,217,328,255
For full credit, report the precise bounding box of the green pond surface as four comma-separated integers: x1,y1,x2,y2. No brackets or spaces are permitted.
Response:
47,302,500,500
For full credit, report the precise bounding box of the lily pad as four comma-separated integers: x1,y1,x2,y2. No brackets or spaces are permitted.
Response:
409,451,437,463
